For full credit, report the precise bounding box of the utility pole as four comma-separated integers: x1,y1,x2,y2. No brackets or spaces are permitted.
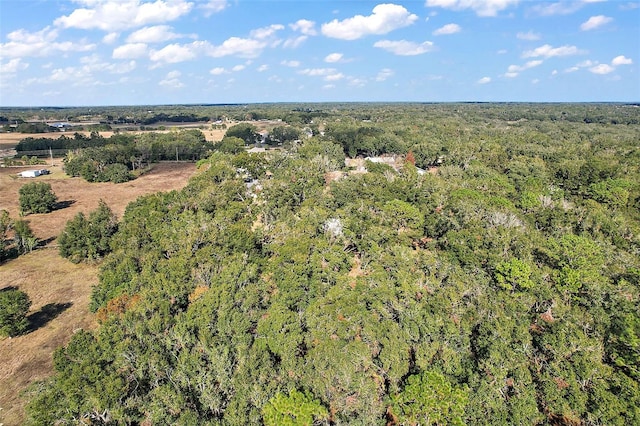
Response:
49,147,54,166
176,146,179,162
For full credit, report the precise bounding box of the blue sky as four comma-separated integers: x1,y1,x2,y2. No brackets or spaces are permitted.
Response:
0,0,638,106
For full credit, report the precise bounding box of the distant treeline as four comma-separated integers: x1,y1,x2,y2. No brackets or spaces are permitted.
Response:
16,132,123,152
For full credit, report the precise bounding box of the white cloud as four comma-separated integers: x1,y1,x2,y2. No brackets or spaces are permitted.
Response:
299,68,338,77
103,32,119,44
207,37,267,58
199,0,228,17
250,24,284,40
531,2,583,16
150,41,208,64
290,19,317,35
376,68,394,81
516,31,540,41
564,59,595,73
433,23,461,35
374,39,435,56
565,56,632,75
325,73,345,82
111,60,137,74
325,53,344,63
159,70,184,88
55,0,193,31
505,59,543,77
112,43,148,59
349,77,367,87
6,26,58,44
34,55,137,86
620,2,639,10
300,69,333,77
281,60,301,67
0,27,96,58
0,58,29,75
477,76,491,84
210,67,226,75
232,64,245,72
522,44,584,58
612,55,633,66
127,25,182,43
283,36,308,49
257,64,269,72
321,4,418,40
78,54,136,74
580,15,613,31
508,60,543,72
577,60,596,67
589,64,615,74
426,0,520,17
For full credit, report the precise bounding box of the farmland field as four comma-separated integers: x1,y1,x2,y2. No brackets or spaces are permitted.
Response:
0,154,197,425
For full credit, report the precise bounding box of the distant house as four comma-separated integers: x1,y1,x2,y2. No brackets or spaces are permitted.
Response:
18,169,49,178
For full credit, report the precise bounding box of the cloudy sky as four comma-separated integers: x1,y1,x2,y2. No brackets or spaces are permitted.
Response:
0,0,638,106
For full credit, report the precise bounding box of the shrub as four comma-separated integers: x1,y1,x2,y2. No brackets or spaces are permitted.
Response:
19,182,57,215
59,201,118,263
0,288,32,337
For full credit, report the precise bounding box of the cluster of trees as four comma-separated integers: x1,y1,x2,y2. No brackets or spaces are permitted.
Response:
140,112,210,125
61,129,213,183
0,183,56,260
23,104,640,424
15,132,112,153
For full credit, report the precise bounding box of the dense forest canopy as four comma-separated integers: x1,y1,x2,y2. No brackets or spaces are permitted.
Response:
21,103,640,425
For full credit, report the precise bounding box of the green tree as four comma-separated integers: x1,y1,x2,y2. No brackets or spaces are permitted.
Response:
100,163,132,183
390,370,468,426
13,219,38,254
0,288,32,337
19,182,58,215
262,389,329,426
216,136,246,154
269,126,301,145
225,123,259,145
59,201,118,263
494,258,534,291
391,371,468,425
0,209,11,258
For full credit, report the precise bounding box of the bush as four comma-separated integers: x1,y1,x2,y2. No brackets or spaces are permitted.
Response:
13,219,38,254
19,182,57,215
0,288,32,337
59,201,118,263
99,163,132,183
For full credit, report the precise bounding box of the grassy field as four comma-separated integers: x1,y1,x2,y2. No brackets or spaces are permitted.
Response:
0,152,197,425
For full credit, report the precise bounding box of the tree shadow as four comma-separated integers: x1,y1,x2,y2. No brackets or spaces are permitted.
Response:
0,285,19,292
54,199,76,210
39,236,57,247
27,302,73,333
0,245,19,263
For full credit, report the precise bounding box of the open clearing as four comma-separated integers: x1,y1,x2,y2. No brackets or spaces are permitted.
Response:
0,158,197,425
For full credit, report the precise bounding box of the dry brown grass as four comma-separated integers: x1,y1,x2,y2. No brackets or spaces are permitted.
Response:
0,156,197,425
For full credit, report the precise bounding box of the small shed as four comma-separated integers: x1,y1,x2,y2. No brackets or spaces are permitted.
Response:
19,169,49,178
